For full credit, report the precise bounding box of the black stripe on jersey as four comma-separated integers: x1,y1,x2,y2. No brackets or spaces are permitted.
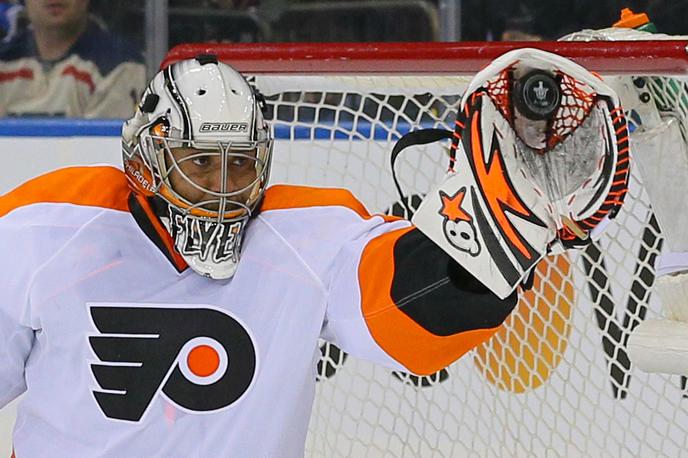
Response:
164,65,192,140
390,228,517,337
128,193,187,273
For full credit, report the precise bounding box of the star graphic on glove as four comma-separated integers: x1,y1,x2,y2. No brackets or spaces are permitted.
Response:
439,188,472,222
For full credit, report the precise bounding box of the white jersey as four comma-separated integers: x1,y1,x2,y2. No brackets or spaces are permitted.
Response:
0,166,515,457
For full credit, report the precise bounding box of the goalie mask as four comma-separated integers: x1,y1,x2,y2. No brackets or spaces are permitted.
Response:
122,56,273,279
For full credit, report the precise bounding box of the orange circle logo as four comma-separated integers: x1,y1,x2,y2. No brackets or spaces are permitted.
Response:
187,344,221,378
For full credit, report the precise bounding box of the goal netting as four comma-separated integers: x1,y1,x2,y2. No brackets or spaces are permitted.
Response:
166,41,688,457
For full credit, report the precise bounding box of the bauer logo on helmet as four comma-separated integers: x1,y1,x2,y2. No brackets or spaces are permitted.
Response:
199,122,249,133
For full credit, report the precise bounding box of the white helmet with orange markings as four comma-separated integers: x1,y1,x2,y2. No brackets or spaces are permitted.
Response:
122,55,273,279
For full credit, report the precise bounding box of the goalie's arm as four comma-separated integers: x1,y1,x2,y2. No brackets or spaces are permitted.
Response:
323,224,517,376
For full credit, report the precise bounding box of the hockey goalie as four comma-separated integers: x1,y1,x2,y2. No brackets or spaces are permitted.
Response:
0,50,628,456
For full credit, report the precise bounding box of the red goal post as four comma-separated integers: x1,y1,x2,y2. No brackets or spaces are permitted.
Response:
162,40,688,75
163,41,688,458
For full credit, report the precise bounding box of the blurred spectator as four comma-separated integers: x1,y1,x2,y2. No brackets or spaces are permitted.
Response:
166,0,271,45
0,0,23,43
500,5,543,41
0,0,145,118
501,30,543,41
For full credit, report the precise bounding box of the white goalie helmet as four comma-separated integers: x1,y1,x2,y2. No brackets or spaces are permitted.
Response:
122,55,273,279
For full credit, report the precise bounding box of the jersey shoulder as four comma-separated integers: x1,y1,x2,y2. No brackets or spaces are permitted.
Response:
259,184,402,241
256,184,406,284
0,165,130,220
262,184,395,221
0,166,131,297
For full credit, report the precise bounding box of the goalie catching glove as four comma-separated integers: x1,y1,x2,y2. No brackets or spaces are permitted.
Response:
392,48,630,298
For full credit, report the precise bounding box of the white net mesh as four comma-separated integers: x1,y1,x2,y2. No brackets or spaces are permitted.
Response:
250,72,688,456
246,70,688,457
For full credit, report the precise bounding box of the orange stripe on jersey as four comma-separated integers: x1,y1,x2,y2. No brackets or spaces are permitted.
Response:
0,166,130,217
261,184,399,222
359,227,501,375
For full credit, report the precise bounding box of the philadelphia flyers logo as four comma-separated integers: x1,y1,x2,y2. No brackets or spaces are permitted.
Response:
438,187,480,256
87,303,257,422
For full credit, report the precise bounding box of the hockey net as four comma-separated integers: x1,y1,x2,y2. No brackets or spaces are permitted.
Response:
165,41,688,457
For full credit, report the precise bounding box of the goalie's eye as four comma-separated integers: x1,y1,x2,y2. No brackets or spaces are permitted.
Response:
192,156,211,167
460,232,471,240
230,156,249,168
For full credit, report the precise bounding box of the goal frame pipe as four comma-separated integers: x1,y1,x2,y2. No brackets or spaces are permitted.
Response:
162,41,688,75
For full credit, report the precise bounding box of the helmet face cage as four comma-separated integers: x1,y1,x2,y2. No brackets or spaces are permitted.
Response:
141,131,272,221
122,58,274,279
